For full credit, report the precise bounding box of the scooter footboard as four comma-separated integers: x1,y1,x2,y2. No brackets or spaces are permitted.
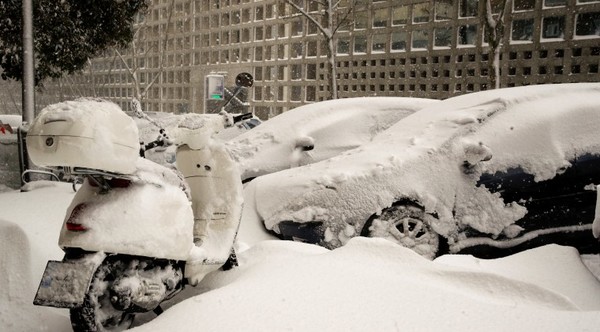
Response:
33,252,105,308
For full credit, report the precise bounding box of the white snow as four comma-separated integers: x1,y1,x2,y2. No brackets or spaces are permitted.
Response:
244,84,600,253
1,92,600,331
226,97,438,180
1,178,600,331
27,99,140,174
58,158,194,261
0,114,22,129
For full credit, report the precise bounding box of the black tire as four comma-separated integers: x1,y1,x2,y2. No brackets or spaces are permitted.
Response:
363,202,440,259
70,260,134,332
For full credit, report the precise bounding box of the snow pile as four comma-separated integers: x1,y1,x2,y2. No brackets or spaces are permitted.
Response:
132,239,600,332
0,183,75,331
436,245,600,310
0,219,70,331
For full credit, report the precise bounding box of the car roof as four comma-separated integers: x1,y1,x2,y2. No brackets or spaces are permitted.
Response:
227,97,439,179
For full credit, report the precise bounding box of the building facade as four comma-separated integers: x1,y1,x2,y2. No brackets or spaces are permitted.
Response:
42,0,600,119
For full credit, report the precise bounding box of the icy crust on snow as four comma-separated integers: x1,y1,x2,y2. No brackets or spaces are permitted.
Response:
27,98,140,174
226,97,439,180
133,239,600,332
250,84,600,253
59,158,194,260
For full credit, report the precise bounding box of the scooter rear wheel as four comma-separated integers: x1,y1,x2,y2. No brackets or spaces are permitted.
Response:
70,259,134,332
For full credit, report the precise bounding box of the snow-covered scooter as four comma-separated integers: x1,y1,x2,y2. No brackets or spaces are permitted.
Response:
30,74,253,331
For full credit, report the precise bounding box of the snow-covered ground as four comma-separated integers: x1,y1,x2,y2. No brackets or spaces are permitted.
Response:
1,181,600,331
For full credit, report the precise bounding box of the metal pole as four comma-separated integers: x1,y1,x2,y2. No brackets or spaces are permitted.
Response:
17,127,30,186
22,0,35,123
20,0,35,185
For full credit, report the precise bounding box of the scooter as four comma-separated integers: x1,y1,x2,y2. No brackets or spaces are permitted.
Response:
30,74,254,331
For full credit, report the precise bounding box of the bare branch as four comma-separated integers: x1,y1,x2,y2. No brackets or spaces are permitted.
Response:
114,49,135,77
143,72,162,97
282,0,330,37
333,6,353,34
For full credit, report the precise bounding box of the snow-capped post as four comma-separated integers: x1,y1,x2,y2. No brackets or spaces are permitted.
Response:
480,0,513,90
281,0,358,100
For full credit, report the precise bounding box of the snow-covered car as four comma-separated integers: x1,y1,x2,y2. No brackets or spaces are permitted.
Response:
227,97,439,182
244,83,600,259
216,116,261,140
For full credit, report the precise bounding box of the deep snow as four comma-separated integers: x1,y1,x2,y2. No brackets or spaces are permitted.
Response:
241,84,600,258
1,182,600,331
224,97,438,181
1,93,600,331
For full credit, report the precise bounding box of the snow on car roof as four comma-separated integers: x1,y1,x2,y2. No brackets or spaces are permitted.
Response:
249,83,600,244
226,97,439,180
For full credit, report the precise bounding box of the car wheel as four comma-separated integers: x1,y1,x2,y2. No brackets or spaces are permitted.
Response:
363,202,440,259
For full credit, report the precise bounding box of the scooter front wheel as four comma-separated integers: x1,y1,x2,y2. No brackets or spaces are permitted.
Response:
70,259,134,332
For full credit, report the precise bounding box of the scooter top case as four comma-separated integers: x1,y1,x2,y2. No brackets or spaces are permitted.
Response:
27,98,140,175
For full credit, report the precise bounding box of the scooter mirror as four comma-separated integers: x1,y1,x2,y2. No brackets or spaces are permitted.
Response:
235,72,254,88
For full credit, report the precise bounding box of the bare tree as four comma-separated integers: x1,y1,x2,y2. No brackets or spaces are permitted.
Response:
281,0,356,100
481,0,513,89
115,0,176,109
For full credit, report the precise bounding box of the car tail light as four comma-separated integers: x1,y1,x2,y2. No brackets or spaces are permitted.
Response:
66,203,88,232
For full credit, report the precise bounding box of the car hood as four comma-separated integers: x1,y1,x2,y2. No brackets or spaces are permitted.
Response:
227,97,439,181
248,83,600,247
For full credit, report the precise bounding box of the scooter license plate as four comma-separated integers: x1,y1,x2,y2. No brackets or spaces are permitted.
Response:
33,260,97,308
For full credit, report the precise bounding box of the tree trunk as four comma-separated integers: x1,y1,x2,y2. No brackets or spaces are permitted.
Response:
326,38,338,100
325,2,337,100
